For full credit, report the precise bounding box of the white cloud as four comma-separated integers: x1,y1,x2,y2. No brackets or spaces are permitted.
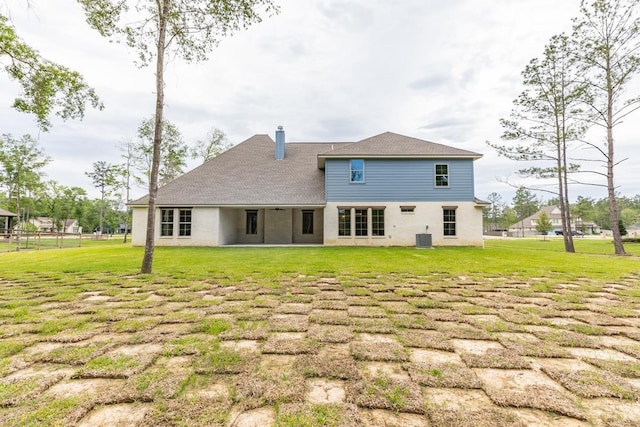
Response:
1,0,638,203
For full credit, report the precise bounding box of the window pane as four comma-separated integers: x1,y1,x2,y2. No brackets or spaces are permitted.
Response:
246,210,258,234
302,210,314,234
338,208,351,236
435,164,449,187
372,209,384,236
160,209,174,236
443,209,456,236
355,209,367,236
179,209,191,236
350,159,365,182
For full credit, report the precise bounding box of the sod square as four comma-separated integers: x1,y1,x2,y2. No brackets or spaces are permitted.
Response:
347,306,387,318
295,345,360,380
233,371,307,411
312,299,349,310
359,408,427,427
407,361,481,388
268,314,309,332
307,324,354,343
348,374,425,414
276,403,361,427
275,303,312,314
262,333,319,355
460,348,531,369
475,368,586,420
309,309,350,325
350,317,395,334
391,314,436,330
399,329,453,351
350,341,408,362
542,367,639,399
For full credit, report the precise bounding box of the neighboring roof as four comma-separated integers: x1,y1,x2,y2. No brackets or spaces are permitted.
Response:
317,131,482,168
0,208,17,217
508,206,596,229
130,135,348,207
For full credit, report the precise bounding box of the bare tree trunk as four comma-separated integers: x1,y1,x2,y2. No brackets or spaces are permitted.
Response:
606,58,626,256
141,0,170,274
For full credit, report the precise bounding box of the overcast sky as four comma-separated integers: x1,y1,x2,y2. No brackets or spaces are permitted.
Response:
1,0,638,202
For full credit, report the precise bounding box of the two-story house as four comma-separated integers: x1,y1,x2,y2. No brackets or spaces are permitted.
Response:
129,128,487,247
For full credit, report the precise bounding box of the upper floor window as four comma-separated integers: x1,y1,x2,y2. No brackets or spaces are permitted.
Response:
160,209,174,236
350,159,365,183
435,164,449,187
179,209,192,236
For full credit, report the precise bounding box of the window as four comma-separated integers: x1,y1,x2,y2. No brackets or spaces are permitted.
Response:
443,208,456,236
372,209,385,236
246,210,258,234
179,209,192,236
160,209,174,236
435,164,449,187
400,206,415,213
350,159,365,183
302,210,314,234
355,209,368,236
338,208,351,236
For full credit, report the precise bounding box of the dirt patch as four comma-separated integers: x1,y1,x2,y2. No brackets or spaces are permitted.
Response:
220,340,260,353
427,406,526,427
77,403,152,427
451,339,503,354
46,378,127,400
361,362,409,381
583,397,640,427
306,378,346,404
436,323,492,340
359,409,427,427
410,348,460,364
566,347,637,361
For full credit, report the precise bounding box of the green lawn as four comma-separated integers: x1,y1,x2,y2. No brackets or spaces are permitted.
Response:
0,238,637,282
0,239,639,426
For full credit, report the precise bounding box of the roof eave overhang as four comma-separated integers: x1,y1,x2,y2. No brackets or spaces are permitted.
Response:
128,203,327,209
317,154,483,169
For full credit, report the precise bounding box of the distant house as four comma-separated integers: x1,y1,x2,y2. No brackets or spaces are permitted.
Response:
30,217,82,234
0,208,17,233
508,206,599,236
130,129,488,247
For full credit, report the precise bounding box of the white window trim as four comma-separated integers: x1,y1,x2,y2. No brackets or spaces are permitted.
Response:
434,163,450,188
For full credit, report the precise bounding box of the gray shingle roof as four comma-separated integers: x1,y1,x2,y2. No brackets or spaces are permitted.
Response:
130,131,482,207
130,135,346,206
318,131,482,166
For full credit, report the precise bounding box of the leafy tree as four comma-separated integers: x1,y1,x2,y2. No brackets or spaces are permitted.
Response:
132,117,188,187
511,187,541,237
618,220,628,236
118,139,135,243
0,134,50,246
77,0,279,273
191,127,232,163
572,0,640,255
484,192,504,231
39,181,87,233
489,35,584,252
0,11,101,130
86,161,118,236
535,211,554,240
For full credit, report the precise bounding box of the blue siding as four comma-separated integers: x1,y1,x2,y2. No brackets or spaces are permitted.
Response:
325,159,476,202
